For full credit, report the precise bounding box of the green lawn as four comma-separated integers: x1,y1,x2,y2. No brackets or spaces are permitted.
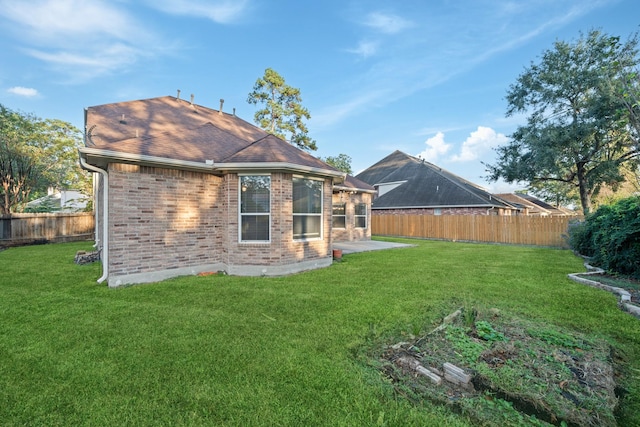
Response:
0,239,638,426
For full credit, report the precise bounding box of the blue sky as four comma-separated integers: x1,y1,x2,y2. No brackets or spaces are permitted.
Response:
1,0,638,192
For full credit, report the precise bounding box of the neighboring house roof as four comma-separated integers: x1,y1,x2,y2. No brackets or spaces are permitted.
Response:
493,193,550,215
356,150,514,210
516,193,577,216
334,175,376,194
80,96,343,179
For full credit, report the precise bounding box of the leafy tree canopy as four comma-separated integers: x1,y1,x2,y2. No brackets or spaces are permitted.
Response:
0,104,87,214
247,68,317,151
486,30,640,214
321,153,353,174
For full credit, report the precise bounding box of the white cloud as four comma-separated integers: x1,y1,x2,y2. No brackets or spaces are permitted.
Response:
0,0,145,44
450,126,508,162
363,11,413,34
0,0,162,81
7,86,39,97
416,132,452,162
147,0,248,23
346,40,378,58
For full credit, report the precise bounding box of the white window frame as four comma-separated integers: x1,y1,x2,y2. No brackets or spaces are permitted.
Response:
293,176,323,241
354,203,367,229
332,203,346,229
239,174,271,243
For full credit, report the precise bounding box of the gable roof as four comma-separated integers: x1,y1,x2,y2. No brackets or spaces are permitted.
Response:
516,193,577,216
356,150,513,210
334,174,376,194
493,193,550,215
80,96,343,179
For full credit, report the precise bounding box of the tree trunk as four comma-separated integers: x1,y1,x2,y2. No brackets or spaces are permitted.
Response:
577,166,592,215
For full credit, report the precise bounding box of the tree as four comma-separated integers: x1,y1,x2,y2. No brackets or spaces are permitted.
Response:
321,153,353,174
486,30,640,214
0,104,86,214
247,68,317,151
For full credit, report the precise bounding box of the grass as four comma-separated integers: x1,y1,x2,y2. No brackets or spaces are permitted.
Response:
0,239,639,426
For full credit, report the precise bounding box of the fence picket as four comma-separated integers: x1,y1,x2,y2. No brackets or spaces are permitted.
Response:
371,214,579,248
0,213,94,247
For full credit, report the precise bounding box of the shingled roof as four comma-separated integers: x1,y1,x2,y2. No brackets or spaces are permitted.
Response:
80,95,342,178
334,174,376,193
356,150,513,210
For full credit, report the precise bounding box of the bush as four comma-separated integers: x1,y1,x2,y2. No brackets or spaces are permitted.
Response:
568,196,640,278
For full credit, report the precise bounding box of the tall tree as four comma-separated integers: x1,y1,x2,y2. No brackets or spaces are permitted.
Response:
247,68,317,151
486,30,640,214
0,104,85,214
321,153,353,174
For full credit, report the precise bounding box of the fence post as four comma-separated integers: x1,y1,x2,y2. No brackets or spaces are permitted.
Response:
0,215,11,240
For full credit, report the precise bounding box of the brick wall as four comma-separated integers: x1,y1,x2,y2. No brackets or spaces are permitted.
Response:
332,191,372,242
108,164,223,278
224,173,331,269
372,207,509,216
105,166,333,283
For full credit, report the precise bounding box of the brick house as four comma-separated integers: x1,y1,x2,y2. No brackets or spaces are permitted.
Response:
79,95,371,287
356,150,516,216
332,175,376,242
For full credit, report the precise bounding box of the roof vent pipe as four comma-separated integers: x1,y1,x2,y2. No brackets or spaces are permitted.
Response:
233,107,236,116
177,89,181,100
190,94,194,105
219,99,224,114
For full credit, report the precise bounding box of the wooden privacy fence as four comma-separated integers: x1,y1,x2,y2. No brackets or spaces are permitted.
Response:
372,214,581,248
0,213,95,247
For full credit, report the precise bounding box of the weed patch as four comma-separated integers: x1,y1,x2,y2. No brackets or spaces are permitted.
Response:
369,305,620,426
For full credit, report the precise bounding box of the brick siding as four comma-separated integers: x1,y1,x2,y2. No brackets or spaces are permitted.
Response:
372,207,509,216
332,192,373,242
103,165,333,283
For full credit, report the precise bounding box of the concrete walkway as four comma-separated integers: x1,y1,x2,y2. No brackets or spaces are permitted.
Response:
333,240,414,254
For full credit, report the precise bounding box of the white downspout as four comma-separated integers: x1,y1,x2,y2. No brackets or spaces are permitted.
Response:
92,173,99,248
79,155,109,284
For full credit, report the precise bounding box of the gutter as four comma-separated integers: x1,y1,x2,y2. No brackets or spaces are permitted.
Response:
78,147,346,182
79,152,108,284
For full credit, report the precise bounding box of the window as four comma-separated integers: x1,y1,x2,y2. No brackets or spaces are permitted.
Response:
240,175,270,242
434,208,442,216
332,203,346,228
355,203,367,228
293,177,323,239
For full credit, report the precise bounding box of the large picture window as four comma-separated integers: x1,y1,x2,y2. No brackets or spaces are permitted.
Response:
355,203,367,228
293,177,323,239
332,203,346,229
240,175,270,242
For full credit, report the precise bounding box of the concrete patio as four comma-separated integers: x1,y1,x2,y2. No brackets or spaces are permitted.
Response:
333,240,414,254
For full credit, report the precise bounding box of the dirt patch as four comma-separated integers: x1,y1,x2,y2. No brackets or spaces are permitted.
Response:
370,306,620,426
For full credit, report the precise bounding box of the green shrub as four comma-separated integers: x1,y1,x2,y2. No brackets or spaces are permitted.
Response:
568,196,640,278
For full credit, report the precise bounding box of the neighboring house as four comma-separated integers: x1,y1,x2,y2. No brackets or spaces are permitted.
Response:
332,175,376,242
79,95,369,287
25,189,88,212
356,150,516,216
508,193,577,216
492,192,548,216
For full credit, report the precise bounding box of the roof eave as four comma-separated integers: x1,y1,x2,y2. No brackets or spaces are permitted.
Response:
216,162,346,181
79,147,217,173
79,147,346,182
333,184,376,194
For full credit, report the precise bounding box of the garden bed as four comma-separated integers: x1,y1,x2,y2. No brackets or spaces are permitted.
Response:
370,306,621,426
